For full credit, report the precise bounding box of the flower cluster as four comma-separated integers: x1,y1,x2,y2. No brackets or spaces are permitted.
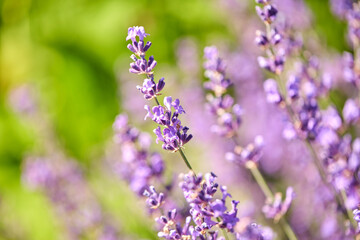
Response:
235,222,274,240
126,26,193,152
256,0,360,236
255,1,286,75
202,45,295,239
179,172,240,234
145,97,192,152
140,172,273,240
112,114,165,195
203,46,242,138
226,135,265,166
262,187,295,222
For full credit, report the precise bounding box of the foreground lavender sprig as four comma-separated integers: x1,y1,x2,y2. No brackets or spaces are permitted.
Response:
126,26,194,173
148,171,274,240
179,172,239,234
124,26,276,240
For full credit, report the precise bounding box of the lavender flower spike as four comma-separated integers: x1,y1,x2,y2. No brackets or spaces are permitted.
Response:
126,26,151,58
126,26,194,175
262,187,295,222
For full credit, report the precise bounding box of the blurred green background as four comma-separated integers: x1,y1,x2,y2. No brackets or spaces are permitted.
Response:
0,0,349,239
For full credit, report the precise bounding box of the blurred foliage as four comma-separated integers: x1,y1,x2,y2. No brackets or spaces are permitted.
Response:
0,0,352,239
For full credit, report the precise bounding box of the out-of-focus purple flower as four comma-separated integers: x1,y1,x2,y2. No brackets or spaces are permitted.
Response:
23,157,119,239
203,46,243,138
226,136,264,166
8,84,37,115
353,208,360,230
316,127,340,155
342,52,359,86
330,0,353,18
264,79,283,104
111,113,165,195
322,106,342,130
262,187,295,222
347,4,360,47
236,222,275,240
256,4,278,24
255,30,269,47
257,54,285,74
287,75,300,100
343,99,360,124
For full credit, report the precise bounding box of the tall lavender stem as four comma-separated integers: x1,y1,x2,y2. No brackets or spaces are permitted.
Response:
203,45,297,239
126,26,194,173
255,0,355,229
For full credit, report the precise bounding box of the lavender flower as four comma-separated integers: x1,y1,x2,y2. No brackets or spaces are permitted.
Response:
236,222,274,240
353,208,360,230
263,79,283,104
111,113,165,195
203,46,242,138
179,171,240,234
126,26,193,152
226,136,265,166
262,187,295,222
143,186,165,210
343,99,360,124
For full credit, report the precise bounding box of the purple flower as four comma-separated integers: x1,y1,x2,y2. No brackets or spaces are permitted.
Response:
353,208,360,230
179,172,240,234
343,99,360,124
110,114,165,196
126,26,149,42
129,56,157,75
143,186,165,209
287,75,300,100
156,209,193,239
236,222,275,240
203,46,243,138
226,136,264,166
262,187,295,222
137,77,165,100
322,106,342,130
255,30,269,47
145,97,192,151
264,79,283,104
256,4,278,23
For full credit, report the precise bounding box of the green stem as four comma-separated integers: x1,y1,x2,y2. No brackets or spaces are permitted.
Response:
216,217,230,240
340,189,357,229
154,96,160,106
305,141,347,205
304,140,329,186
247,163,298,240
248,163,273,199
279,218,298,240
178,147,196,177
